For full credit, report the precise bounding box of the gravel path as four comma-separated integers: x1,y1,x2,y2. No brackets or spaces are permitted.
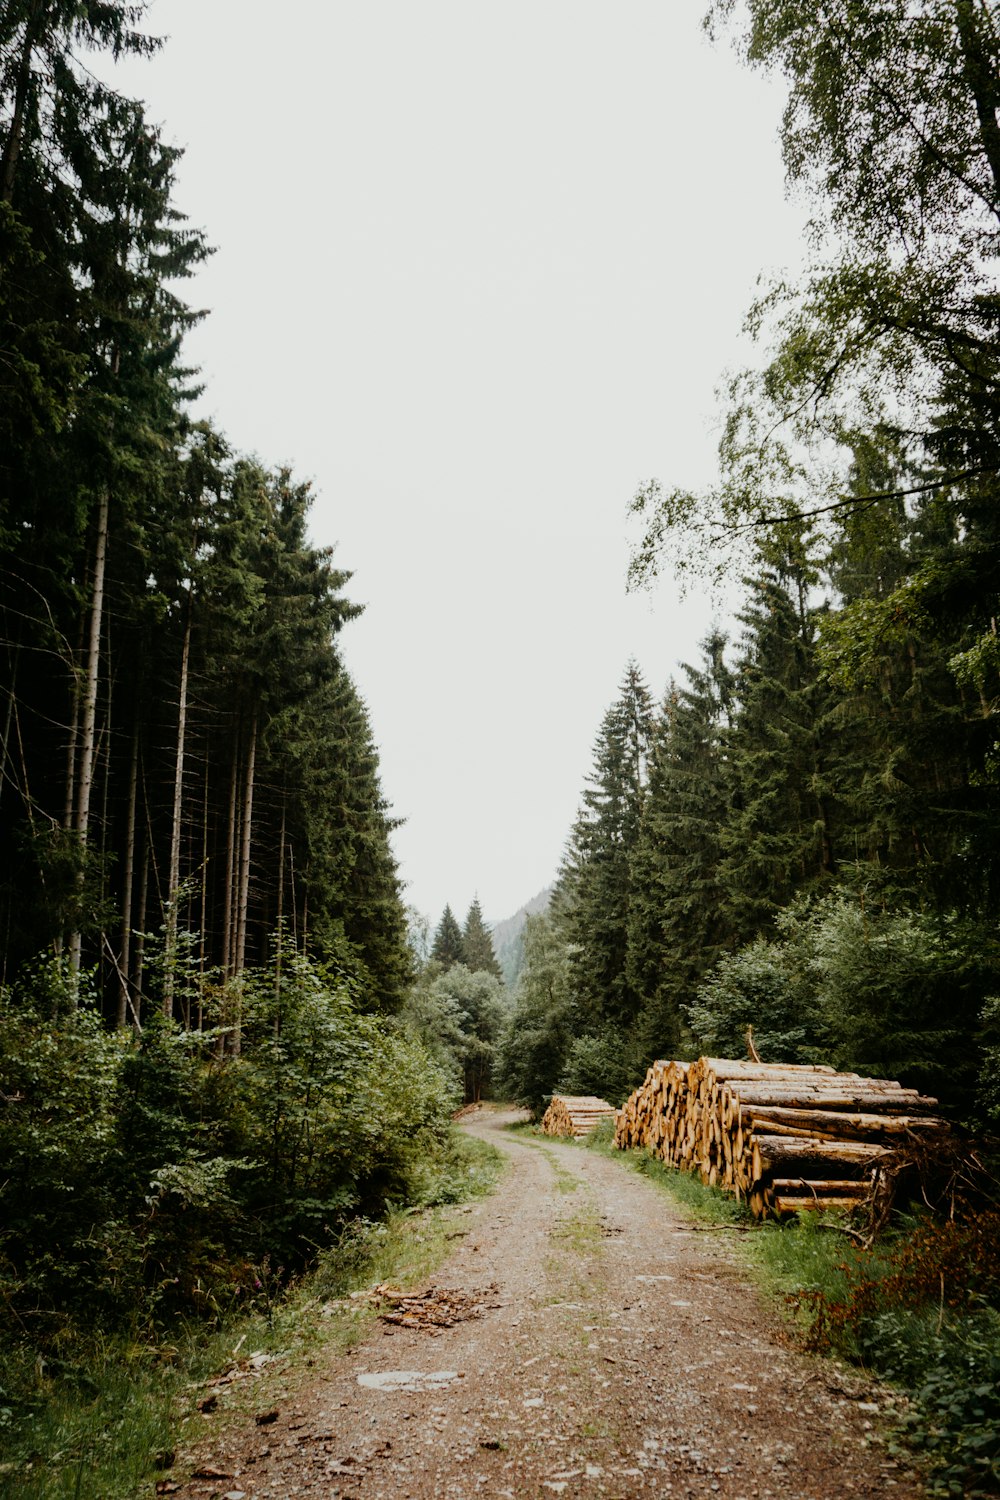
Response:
171,1110,925,1499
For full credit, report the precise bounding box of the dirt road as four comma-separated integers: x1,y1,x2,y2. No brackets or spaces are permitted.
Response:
174,1111,924,1499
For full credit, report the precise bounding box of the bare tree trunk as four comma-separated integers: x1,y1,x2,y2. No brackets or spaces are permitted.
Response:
68,492,109,983
235,704,258,976
63,609,86,832
133,844,148,1022
198,743,210,1029
275,795,286,1027
288,838,298,950
222,737,239,977
97,618,113,1000
231,705,258,1058
163,605,192,1018
0,635,19,821
117,721,140,1028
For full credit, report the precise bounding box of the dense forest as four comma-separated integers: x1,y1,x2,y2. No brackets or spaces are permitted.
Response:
0,0,449,1396
500,0,1000,1128
4,1,1000,1493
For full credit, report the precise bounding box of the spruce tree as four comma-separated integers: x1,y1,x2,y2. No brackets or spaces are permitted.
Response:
462,898,503,979
719,531,836,942
557,661,653,1028
431,906,465,969
626,633,734,1056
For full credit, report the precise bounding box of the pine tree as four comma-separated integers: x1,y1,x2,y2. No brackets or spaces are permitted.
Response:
462,898,502,979
431,906,465,969
557,661,653,1028
718,531,836,942
626,633,734,1056
817,437,1000,912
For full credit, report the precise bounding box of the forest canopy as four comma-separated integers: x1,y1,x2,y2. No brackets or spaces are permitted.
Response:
503,0,1000,1130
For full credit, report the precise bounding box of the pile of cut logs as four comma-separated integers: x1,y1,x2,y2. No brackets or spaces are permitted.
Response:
542,1094,616,1138
614,1057,948,1217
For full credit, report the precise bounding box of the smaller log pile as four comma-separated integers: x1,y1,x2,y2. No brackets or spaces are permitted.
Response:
542,1094,617,1138
614,1057,948,1218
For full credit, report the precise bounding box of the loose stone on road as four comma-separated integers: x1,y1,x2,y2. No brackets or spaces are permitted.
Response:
173,1108,925,1499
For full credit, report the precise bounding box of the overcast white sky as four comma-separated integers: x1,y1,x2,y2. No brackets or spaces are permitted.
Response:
114,1,806,927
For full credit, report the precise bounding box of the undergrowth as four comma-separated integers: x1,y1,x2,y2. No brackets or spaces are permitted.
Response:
0,1130,504,1500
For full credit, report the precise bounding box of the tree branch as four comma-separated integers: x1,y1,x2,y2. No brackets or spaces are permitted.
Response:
723,465,993,535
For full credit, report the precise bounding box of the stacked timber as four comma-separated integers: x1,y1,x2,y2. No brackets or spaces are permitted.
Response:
541,1094,616,1138
614,1056,948,1218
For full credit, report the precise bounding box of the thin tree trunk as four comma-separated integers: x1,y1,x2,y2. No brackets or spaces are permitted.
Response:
275,796,286,1030
231,705,258,1058
235,704,258,976
288,838,298,949
198,742,209,1028
97,620,113,1002
63,609,86,831
117,720,140,1029
0,636,19,821
222,737,239,976
163,604,192,1018
0,3,41,204
133,844,148,1024
68,491,109,983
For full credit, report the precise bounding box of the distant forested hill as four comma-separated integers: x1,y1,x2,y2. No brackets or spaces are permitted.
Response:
491,888,552,986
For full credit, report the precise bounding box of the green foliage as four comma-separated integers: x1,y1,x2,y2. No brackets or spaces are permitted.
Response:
0,971,124,1327
686,934,824,1063
558,661,654,1028
785,1212,1000,1497
687,893,995,1108
558,1025,638,1106
978,998,1000,1127
626,634,733,1056
430,905,466,969
0,953,455,1369
497,913,576,1116
462,897,503,979
0,1132,504,1499
399,962,508,1104
718,533,837,939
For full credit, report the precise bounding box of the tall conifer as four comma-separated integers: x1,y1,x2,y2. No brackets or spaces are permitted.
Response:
462,898,502,979
431,906,465,970
558,662,653,1027
626,634,734,1054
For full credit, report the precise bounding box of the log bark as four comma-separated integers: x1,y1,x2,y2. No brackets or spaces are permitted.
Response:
751,1134,887,1183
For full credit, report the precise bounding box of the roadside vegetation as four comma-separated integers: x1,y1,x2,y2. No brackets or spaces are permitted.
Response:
0,1109,502,1500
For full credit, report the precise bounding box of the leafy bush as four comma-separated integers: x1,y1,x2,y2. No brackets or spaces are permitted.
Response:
687,892,995,1111
0,953,455,1372
786,1211,1000,1497
496,914,576,1115
559,1025,638,1104
685,933,825,1062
